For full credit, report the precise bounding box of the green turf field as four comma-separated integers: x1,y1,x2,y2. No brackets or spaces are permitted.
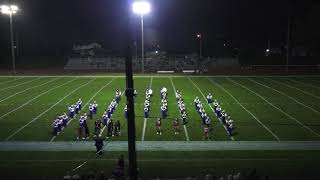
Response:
0,151,320,179
0,75,319,179
0,75,319,141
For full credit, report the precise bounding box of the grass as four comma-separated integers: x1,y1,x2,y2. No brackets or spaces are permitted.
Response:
0,75,319,179
0,150,320,179
0,75,319,141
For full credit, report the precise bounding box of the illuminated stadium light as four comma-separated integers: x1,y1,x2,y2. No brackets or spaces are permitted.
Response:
1,4,19,74
196,33,202,58
0,5,19,14
132,1,151,73
132,1,151,15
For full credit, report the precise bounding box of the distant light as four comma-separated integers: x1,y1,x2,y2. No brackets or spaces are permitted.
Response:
197,34,201,38
0,5,9,14
266,49,270,52
224,43,226,47
155,50,158,54
1,5,9,10
10,5,18,11
132,1,151,15
0,4,19,15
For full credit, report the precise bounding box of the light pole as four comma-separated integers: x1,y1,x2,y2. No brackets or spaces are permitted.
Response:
134,41,138,62
286,2,292,73
1,5,19,74
132,1,151,73
197,33,202,59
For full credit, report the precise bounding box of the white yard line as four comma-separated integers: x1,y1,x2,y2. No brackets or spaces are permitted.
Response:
266,78,320,100
189,77,235,141
141,118,147,141
308,79,320,84
99,126,107,136
5,78,96,141
72,161,87,171
0,77,60,103
170,77,190,141
51,78,116,141
0,77,41,92
227,77,320,137
0,77,24,86
289,79,320,90
142,77,153,141
207,78,280,141
249,78,320,114
0,78,78,121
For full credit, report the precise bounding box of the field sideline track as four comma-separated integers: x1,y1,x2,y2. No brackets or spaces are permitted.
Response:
0,141,320,151
0,75,319,78
0,158,310,162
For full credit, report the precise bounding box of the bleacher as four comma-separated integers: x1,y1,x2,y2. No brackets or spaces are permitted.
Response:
64,55,240,72
64,57,125,70
64,58,97,70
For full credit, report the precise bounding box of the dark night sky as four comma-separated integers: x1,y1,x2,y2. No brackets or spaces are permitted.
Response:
0,0,319,57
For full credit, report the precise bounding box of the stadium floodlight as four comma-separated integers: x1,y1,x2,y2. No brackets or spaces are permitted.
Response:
132,1,151,73
1,5,18,14
132,1,151,15
1,4,19,74
196,33,202,59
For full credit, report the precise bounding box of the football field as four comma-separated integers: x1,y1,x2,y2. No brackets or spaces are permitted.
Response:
0,75,319,142
0,75,320,179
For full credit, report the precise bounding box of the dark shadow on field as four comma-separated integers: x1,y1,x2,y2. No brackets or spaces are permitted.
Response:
135,115,178,121
232,132,239,136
